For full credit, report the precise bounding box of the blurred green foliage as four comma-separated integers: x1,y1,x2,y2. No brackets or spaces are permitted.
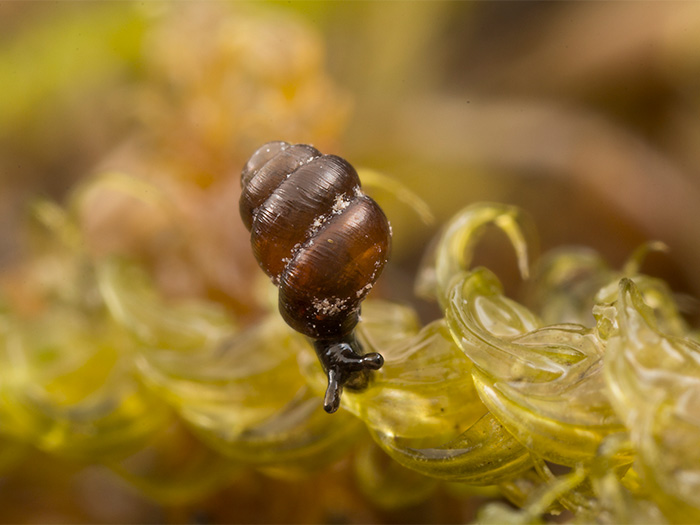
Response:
2,2,700,523
0,4,145,135
3,197,700,523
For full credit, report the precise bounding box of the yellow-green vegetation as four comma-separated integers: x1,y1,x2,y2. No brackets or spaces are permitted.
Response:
3,2,700,522
2,198,699,523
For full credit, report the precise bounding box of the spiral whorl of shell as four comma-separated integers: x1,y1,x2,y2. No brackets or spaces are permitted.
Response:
240,142,391,341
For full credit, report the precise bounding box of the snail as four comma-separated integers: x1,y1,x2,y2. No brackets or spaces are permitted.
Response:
240,141,391,413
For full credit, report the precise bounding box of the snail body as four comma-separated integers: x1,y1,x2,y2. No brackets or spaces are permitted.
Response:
240,142,391,413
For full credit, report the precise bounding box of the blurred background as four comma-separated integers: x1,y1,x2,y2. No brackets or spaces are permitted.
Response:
2,1,700,522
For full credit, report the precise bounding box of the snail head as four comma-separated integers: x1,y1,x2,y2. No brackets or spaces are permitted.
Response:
312,334,384,413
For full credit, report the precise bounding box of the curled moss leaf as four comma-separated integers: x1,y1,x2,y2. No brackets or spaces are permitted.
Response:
605,278,700,521
106,421,241,505
0,209,170,460
582,434,667,524
354,439,439,510
448,268,622,466
446,268,544,379
0,304,170,461
595,273,689,339
348,320,484,441
98,257,359,473
324,301,533,485
529,242,678,334
526,247,615,326
416,203,536,306
478,465,587,524
372,412,532,485
97,257,234,352
357,168,435,225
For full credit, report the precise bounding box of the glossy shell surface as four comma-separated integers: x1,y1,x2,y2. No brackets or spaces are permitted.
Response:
240,141,391,339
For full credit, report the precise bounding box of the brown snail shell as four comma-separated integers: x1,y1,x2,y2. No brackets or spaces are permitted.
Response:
240,141,391,413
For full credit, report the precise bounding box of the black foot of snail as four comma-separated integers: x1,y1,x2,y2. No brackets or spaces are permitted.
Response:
314,335,384,413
